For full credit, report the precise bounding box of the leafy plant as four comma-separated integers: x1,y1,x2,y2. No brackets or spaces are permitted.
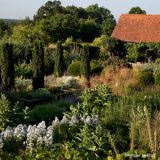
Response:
67,61,81,76
31,88,53,99
134,66,154,86
15,62,32,79
29,99,72,124
0,93,11,131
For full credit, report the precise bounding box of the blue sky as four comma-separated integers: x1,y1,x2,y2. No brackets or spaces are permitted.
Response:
0,0,160,20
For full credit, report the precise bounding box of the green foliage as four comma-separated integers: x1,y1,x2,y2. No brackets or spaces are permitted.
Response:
129,6,146,14
86,4,115,25
15,62,32,79
10,23,46,44
105,56,130,68
63,43,81,68
0,94,28,131
154,64,160,85
65,5,88,19
0,42,14,90
29,99,72,124
0,93,11,131
101,18,116,36
64,37,74,46
89,45,100,59
42,14,79,42
67,61,81,76
75,125,108,159
13,43,32,63
126,43,148,62
32,41,44,91
62,85,114,158
135,67,154,86
93,35,110,61
44,48,55,75
64,77,80,88
79,19,100,42
34,0,64,21
54,41,64,78
31,88,53,99
34,2,116,43
70,85,112,117
0,20,9,39
81,45,90,82
90,60,103,75
154,70,160,85
108,38,126,58
15,78,32,92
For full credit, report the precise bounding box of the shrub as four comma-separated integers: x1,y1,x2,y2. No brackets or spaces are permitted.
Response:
134,67,154,86
56,76,80,89
64,77,80,88
154,71,160,85
0,94,27,131
106,56,130,68
0,93,11,131
15,62,32,79
126,43,147,62
90,60,103,75
15,78,32,92
0,42,14,90
13,43,32,63
67,61,81,76
69,85,113,117
63,43,81,68
31,88,53,99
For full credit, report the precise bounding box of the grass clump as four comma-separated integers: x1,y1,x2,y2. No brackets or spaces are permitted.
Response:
29,98,72,124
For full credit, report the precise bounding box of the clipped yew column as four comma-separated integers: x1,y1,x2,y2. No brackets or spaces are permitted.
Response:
32,41,44,91
0,42,14,90
81,44,90,87
54,41,64,78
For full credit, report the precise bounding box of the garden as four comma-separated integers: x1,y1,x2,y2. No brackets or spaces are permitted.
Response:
1,1,160,160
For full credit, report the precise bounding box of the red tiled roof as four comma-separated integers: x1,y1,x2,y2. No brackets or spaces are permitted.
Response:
112,14,160,42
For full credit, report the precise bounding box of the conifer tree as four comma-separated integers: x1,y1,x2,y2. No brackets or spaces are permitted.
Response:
54,41,63,78
32,41,44,91
81,44,90,86
0,42,14,90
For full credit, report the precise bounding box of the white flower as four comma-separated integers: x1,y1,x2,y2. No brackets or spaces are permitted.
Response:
37,136,44,145
81,115,99,126
3,126,14,140
69,115,79,126
44,126,54,146
61,115,69,124
14,124,27,140
52,117,60,127
84,116,92,125
35,121,46,136
0,135,4,149
27,125,36,140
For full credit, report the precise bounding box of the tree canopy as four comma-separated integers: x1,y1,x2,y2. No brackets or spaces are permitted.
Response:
34,0,64,21
129,6,146,14
32,1,116,43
